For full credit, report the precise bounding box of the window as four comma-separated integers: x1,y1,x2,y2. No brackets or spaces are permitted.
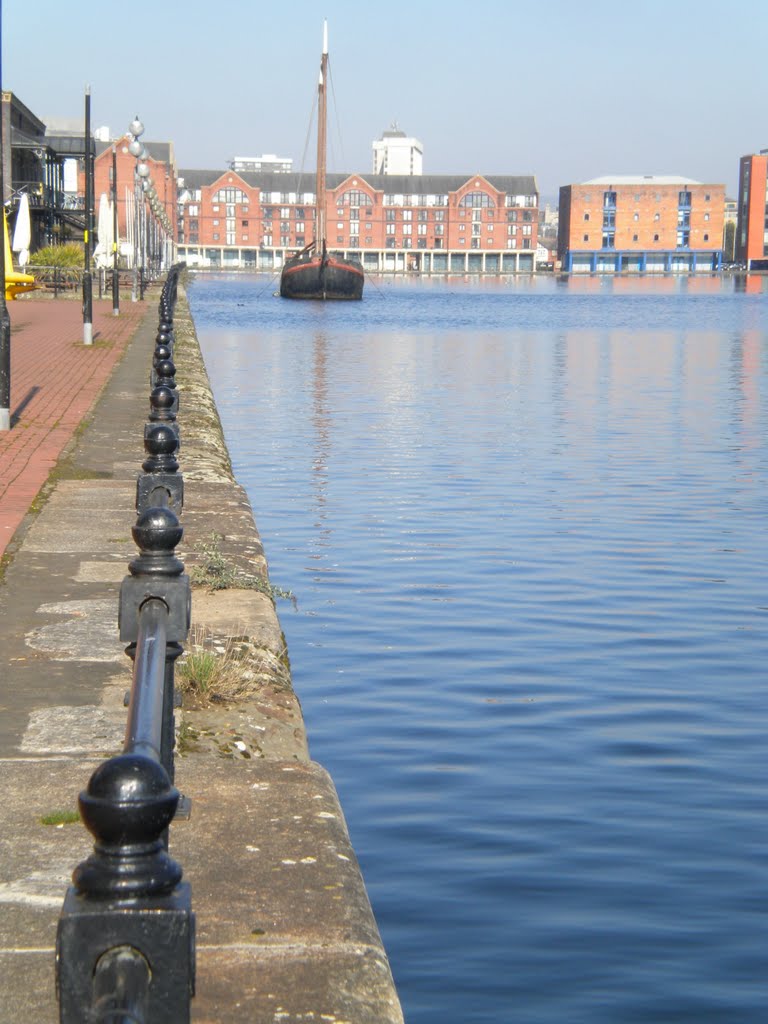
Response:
403,210,412,221
338,189,372,207
653,233,659,241
583,234,589,242
633,212,639,221
584,213,590,221
632,234,638,242
703,233,709,241
434,210,445,222
213,187,247,204
678,191,692,207
280,208,291,218
212,233,220,241
704,193,711,202
603,191,617,208
212,205,220,213
459,191,495,209
188,204,199,216
634,194,641,202
386,224,396,235
522,225,532,236
704,212,710,221
654,213,660,221
386,209,396,221
295,222,304,233
212,219,220,226
242,220,249,227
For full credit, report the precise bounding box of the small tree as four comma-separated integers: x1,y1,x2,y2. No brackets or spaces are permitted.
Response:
723,221,736,263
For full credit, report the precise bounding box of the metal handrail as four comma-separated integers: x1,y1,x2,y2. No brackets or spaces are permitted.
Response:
57,265,193,1024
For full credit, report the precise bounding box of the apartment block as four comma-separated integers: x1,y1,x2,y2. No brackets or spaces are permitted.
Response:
735,151,768,270
558,176,724,273
177,170,539,274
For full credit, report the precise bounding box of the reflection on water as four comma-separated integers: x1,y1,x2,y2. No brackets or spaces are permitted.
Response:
188,276,768,1024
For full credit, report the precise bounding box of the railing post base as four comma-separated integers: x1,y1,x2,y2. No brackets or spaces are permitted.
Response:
56,883,194,1023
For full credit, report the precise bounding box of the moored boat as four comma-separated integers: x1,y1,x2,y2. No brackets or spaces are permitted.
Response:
280,23,363,301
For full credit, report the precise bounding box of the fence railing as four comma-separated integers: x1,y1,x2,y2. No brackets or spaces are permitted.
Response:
56,265,196,1023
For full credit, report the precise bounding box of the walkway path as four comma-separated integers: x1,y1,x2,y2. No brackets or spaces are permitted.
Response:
0,297,145,559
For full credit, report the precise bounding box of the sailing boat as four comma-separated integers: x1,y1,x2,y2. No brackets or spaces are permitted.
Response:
280,23,364,301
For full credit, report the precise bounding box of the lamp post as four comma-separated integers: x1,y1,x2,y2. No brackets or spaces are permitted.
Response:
0,6,10,431
127,117,144,302
125,116,173,300
82,86,93,346
111,145,119,316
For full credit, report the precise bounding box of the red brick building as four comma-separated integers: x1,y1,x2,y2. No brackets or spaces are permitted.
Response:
558,176,724,273
735,151,768,270
78,140,178,269
177,170,539,274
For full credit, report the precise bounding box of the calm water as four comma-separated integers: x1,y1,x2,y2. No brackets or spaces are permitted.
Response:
187,274,768,1023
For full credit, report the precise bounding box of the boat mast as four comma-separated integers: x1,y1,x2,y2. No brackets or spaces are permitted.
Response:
315,20,328,253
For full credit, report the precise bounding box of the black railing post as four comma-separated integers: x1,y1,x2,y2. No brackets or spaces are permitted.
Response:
57,270,194,1021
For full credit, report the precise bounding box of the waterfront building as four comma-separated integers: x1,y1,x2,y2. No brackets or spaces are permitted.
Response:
230,154,293,174
176,169,539,274
1,92,80,251
85,138,178,271
558,176,725,273
735,150,768,270
372,125,423,176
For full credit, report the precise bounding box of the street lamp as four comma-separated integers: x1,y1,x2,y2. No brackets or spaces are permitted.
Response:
111,145,119,316
126,117,144,302
0,14,10,430
125,116,174,299
83,85,93,346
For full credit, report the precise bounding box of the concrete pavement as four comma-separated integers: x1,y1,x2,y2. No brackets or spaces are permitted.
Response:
0,290,402,1022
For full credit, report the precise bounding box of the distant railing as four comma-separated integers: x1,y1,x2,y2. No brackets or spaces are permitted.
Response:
56,265,196,1024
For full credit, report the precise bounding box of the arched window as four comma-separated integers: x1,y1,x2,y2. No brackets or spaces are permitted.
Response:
338,189,373,207
213,186,248,203
459,191,495,209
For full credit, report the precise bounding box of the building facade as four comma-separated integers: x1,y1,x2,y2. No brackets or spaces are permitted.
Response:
735,151,768,270
82,139,178,271
230,154,293,174
372,126,423,176
177,170,539,274
558,176,724,273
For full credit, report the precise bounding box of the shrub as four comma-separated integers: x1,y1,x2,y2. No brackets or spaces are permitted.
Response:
28,243,84,269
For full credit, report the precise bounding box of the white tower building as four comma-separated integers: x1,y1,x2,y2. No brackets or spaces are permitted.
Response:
372,124,423,176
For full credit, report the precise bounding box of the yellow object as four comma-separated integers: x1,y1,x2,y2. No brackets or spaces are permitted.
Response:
4,210,36,300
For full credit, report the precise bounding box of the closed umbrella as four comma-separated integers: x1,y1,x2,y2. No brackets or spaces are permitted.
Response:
93,193,113,270
12,192,31,268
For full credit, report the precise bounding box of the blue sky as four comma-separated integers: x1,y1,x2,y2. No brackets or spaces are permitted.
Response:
4,0,767,202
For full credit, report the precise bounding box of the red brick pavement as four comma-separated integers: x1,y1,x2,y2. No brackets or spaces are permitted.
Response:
0,297,148,559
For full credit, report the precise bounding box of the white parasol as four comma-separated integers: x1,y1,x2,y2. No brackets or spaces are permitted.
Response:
12,192,31,267
93,193,113,270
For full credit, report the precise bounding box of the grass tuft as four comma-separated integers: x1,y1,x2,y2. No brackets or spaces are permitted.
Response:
41,809,80,826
